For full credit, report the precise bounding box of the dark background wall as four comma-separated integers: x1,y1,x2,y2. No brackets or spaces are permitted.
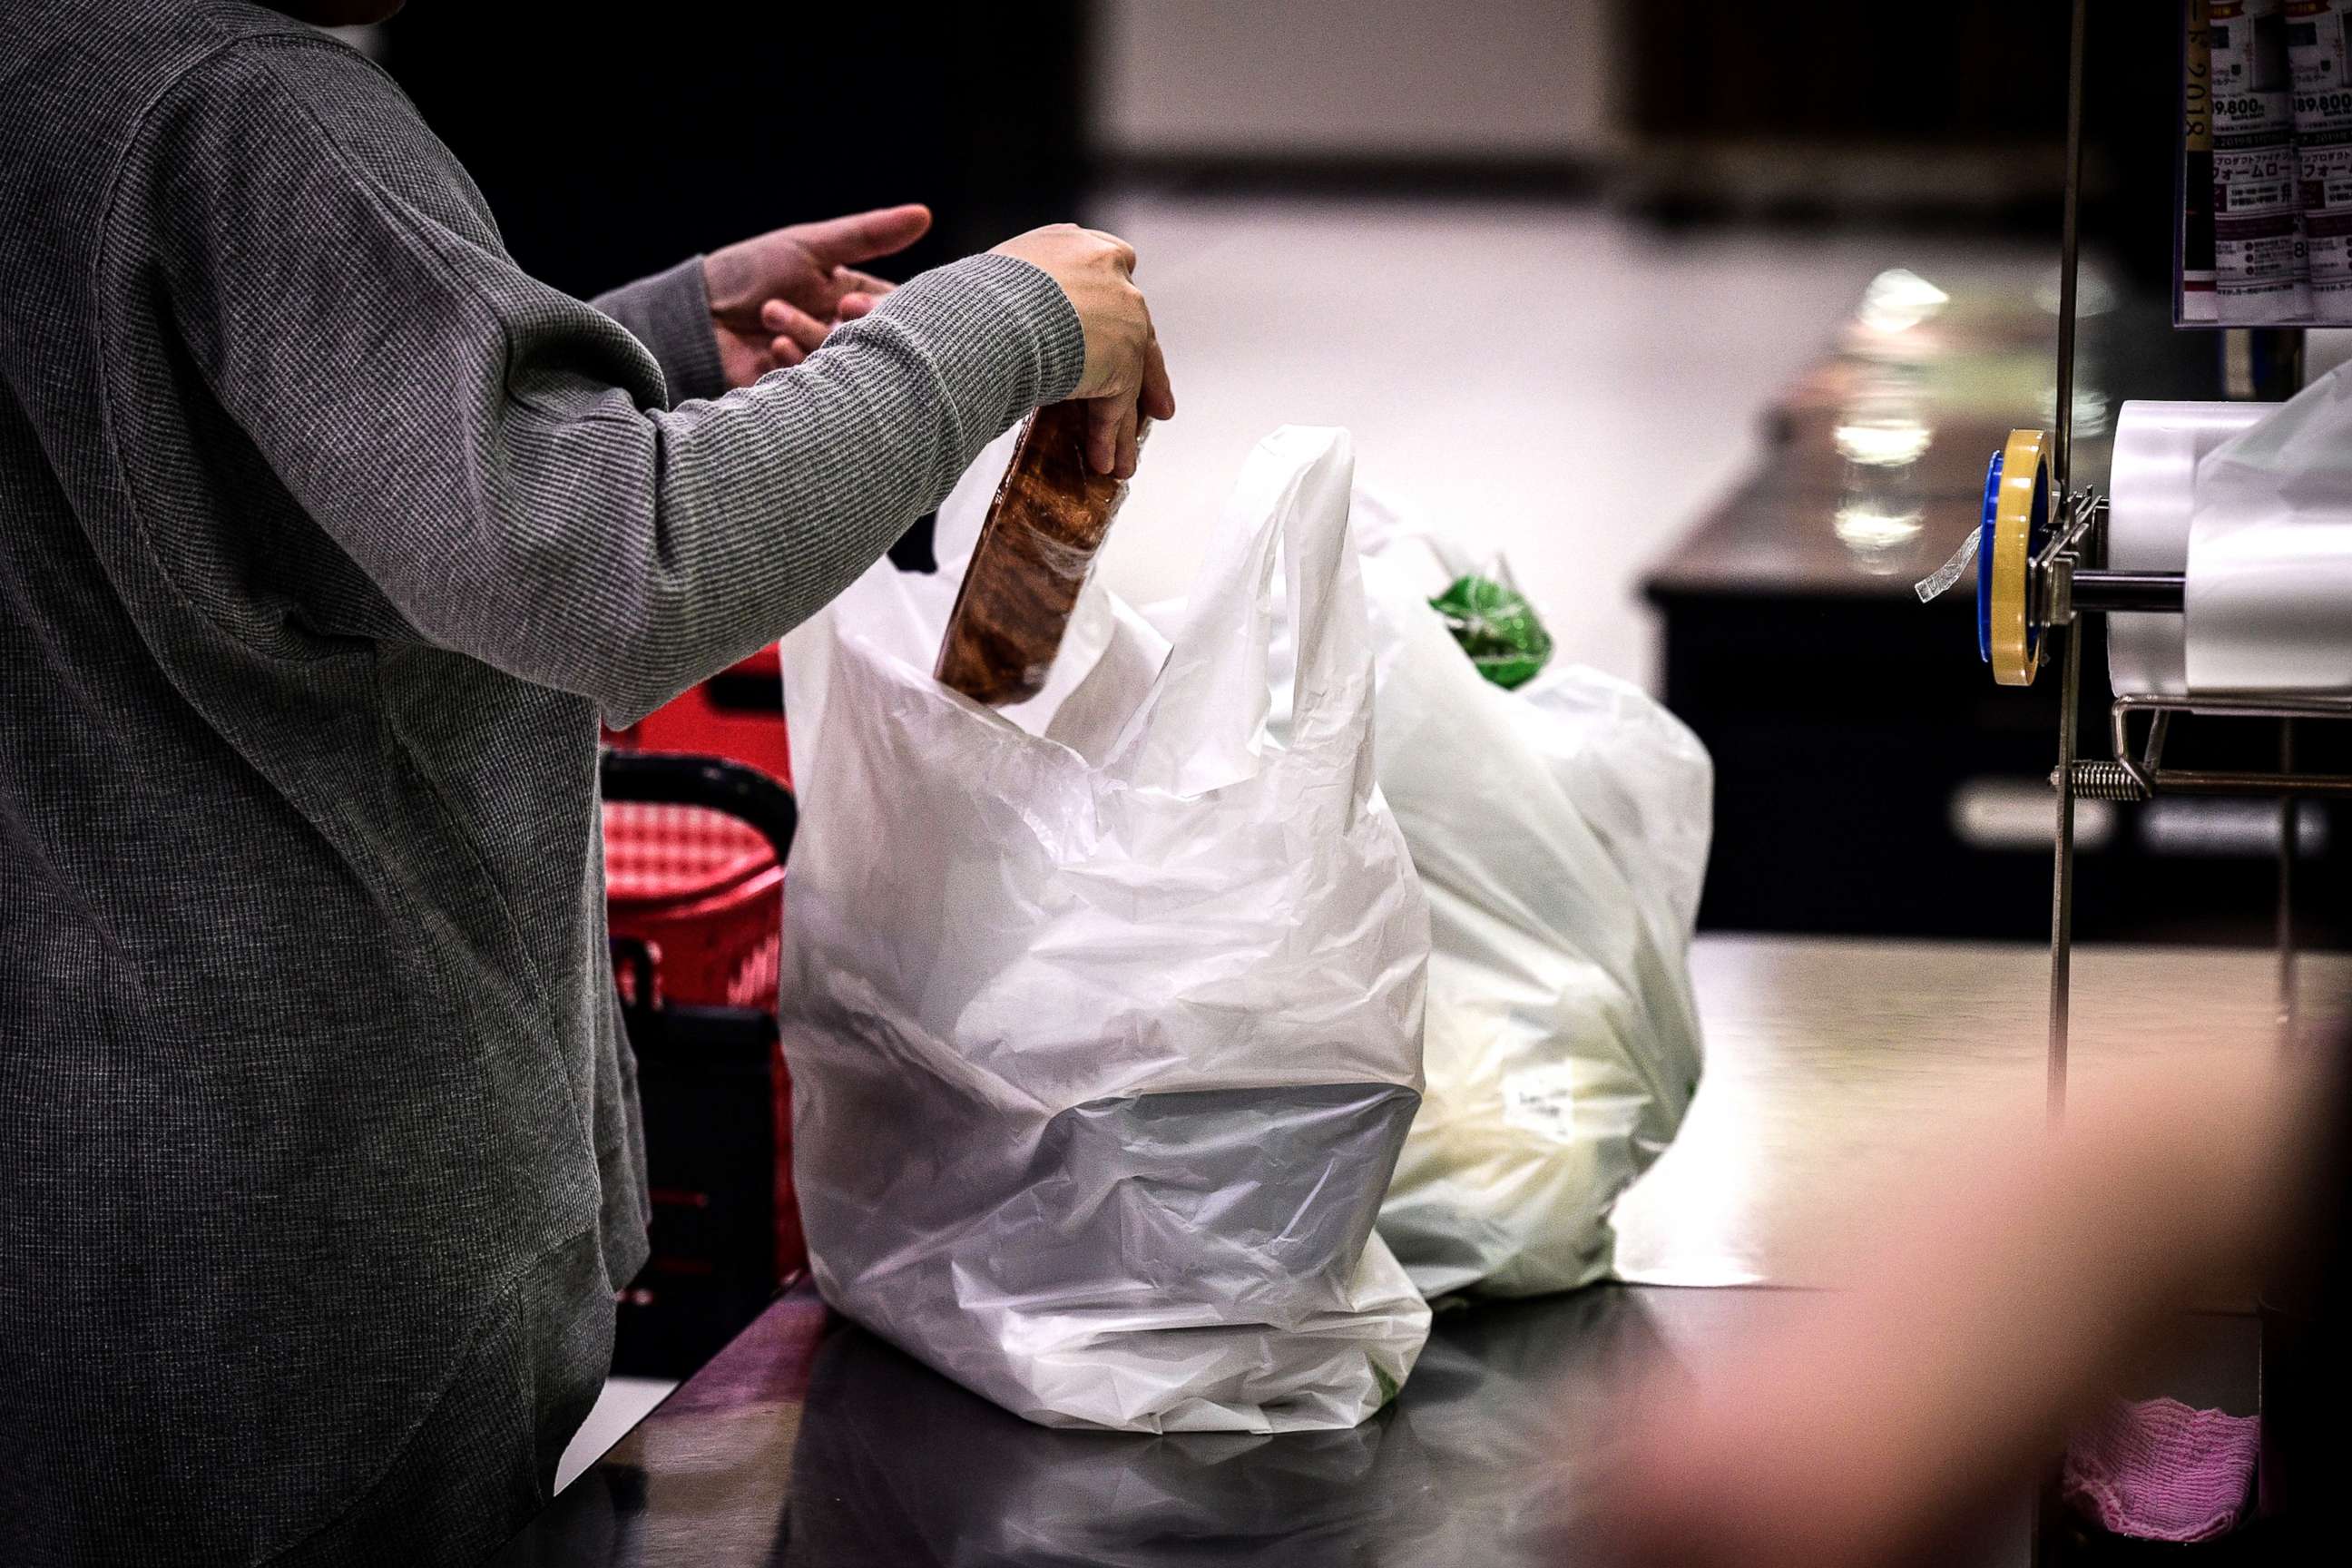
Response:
1625,0,2185,291
376,3,1092,299
373,3,2173,299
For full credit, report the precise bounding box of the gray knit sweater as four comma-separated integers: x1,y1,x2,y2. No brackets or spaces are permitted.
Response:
0,3,1083,1563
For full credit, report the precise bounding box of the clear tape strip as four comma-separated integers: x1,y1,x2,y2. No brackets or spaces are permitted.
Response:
1915,526,1980,603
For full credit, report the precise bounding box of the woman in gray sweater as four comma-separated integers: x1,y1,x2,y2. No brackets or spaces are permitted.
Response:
0,1,1172,1562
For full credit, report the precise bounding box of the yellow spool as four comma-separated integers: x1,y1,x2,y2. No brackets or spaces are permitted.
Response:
1989,427,2049,688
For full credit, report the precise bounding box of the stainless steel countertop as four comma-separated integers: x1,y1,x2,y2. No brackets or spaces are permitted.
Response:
492,934,2307,1565
1617,934,2346,1286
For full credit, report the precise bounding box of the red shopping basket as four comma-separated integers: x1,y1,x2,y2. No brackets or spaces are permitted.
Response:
605,647,791,792
600,750,801,1377
603,793,785,1012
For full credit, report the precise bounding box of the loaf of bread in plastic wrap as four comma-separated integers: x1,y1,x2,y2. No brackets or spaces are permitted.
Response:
935,402,1137,706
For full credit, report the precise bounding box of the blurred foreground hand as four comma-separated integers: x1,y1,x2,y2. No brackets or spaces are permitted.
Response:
1599,1052,2328,1567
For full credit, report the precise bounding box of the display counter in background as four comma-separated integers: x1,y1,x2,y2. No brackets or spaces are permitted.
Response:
1645,274,2352,945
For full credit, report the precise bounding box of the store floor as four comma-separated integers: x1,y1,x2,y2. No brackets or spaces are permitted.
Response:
1083,191,2049,692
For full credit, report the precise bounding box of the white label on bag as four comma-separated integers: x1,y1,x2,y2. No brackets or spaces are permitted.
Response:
1501,1063,1581,1143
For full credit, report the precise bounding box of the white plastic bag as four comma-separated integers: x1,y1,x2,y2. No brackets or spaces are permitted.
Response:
778,426,1433,1434
1343,507,1711,1298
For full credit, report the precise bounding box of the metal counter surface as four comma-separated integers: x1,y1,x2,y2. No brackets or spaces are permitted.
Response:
495,934,2305,1564
495,1280,2254,1568
1615,934,2347,1287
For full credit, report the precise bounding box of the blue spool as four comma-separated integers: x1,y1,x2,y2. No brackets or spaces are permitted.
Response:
1976,448,2001,665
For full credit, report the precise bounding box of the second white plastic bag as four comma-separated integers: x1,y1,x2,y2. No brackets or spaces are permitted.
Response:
778,425,1432,1433
1336,511,1711,1298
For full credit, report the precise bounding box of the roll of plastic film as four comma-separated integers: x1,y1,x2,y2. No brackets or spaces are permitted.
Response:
2187,372,2352,691
2106,399,2274,697
1984,428,2051,687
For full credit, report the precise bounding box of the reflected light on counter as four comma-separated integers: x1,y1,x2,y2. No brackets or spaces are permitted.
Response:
1857,269,1951,336
1833,415,1933,467
1834,501,1924,572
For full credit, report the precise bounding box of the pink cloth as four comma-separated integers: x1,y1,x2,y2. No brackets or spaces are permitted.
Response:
2061,1397,2259,1544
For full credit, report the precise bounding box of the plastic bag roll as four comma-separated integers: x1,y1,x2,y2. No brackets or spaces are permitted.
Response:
2189,366,2352,691
2108,399,2275,698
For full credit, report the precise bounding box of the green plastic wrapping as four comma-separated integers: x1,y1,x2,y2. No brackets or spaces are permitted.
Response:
1427,573,1554,690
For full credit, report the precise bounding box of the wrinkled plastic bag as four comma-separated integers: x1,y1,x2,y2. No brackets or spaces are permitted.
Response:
777,425,1433,1433
1259,500,1710,1298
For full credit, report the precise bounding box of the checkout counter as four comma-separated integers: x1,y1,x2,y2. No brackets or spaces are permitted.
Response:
492,933,2325,1567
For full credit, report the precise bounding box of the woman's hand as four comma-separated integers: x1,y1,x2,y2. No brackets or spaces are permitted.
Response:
703,204,932,387
991,224,1176,477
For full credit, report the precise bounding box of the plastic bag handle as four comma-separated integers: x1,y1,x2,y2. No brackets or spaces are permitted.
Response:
1110,427,1372,796
1349,486,1477,585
